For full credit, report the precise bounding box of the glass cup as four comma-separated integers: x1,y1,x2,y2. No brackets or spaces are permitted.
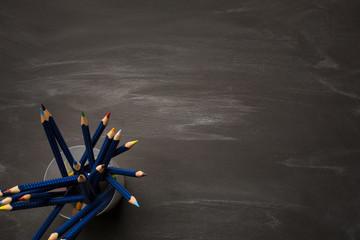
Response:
43,145,124,219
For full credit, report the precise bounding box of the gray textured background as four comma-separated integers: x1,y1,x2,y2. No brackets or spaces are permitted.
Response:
1,0,360,239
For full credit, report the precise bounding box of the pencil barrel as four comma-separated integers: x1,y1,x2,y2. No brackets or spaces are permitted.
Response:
43,122,68,178
107,168,139,177
19,175,78,192
105,175,131,201
82,124,95,169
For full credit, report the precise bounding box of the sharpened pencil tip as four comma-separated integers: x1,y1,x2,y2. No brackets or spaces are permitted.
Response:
106,112,111,118
142,173,147,177
3,190,10,194
19,197,25,201
81,111,85,117
41,104,46,110
0,200,2,205
134,201,140,207
40,108,44,115
111,128,115,132
116,130,121,135
0,205,8,210
133,140,138,144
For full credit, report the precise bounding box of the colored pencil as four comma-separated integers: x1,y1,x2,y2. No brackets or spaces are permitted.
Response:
41,104,77,171
41,108,68,178
19,191,65,202
0,195,84,211
91,130,121,188
81,112,96,169
88,164,105,182
60,194,113,240
101,130,121,167
31,186,76,240
107,167,146,178
48,186,115,240
91,128,115,171
105,174,139,207
79,112,110,167
112,140,138,157
0,187,54,205
3,175,78,194
77,174,92,204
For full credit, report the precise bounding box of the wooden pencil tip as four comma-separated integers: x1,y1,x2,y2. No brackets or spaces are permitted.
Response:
106,112,111,118
81,111,85,117
116,130,122,135
111,128,115,132
40,108,45,115
48,232,59,240
41,104,46,110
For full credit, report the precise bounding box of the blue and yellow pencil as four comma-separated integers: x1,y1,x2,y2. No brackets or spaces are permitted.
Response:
81,112,95,169
112,140,138,157
0,195,84,211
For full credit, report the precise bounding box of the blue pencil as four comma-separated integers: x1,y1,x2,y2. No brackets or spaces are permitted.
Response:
105,174,139,207
79,112,110,167
19,190,66,202
81,112,95,169
0,195,84,211
3,175,78,194
0,187,54,205
77,174,92,204
91,130,121,188
107,167,146,178
48,186,115,240
31,187,76,240
91,128,115,171
60,193,113,240
40,108,68,178
41,105,78,172
112,140,138,157
101,130,121,167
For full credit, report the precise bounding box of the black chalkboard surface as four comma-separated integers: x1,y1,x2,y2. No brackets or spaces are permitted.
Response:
0,0,360,239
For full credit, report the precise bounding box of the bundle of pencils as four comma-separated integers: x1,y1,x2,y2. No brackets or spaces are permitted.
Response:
0,105,146,240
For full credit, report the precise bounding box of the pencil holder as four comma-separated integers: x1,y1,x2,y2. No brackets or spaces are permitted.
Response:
44,145,124,219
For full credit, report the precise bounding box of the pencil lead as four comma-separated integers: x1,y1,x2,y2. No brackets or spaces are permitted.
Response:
81,111,85,117
134,201,140,207
133,140,138,144
19,197,25,201
106,112,111,118
40,108,45,115
142,173,147,177
3,190,11,194
0,205,10,211
41,104,46,110
111,128,115,132
0,200,3,205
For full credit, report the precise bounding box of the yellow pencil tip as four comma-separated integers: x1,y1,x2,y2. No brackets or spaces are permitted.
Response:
133,140,138,144
0,205,7,210
111,128,115,132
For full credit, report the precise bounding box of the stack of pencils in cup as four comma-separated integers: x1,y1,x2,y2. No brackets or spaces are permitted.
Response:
0,105,146,240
